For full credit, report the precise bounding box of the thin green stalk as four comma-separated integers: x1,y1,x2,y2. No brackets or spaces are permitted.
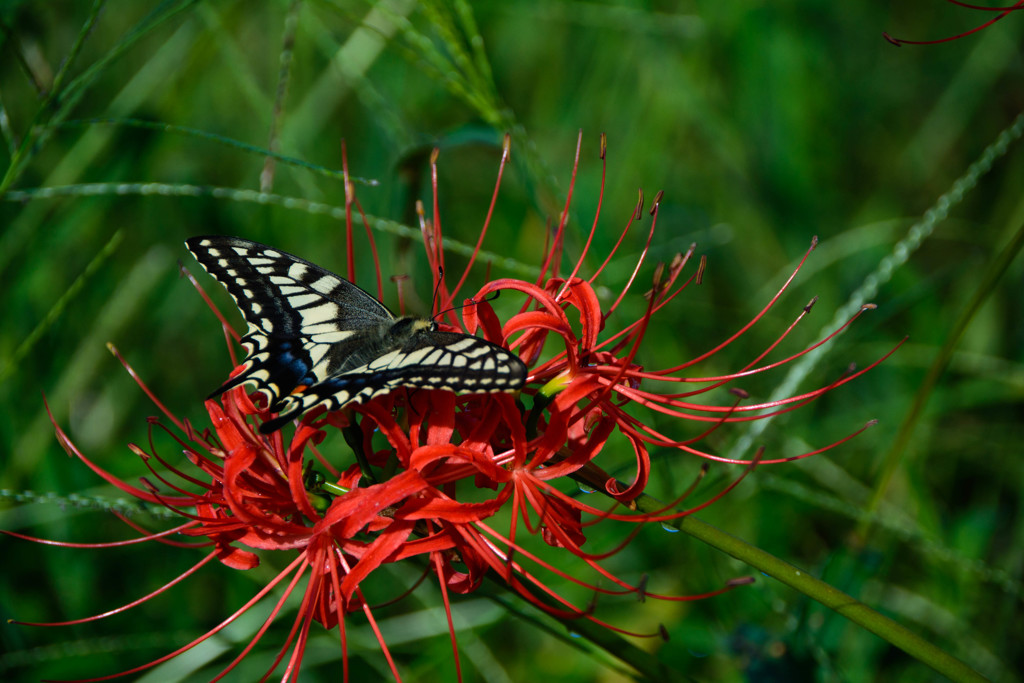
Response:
45,0,106,100
655,507,989,683
56,118,356,182
0,230,123,382
727,110,1024,463
2,183,542,279
56,0,198,114
864,186,1024,525
0,0,107,193
260,0,303,193
0,16,49,95
488,574,681,682
0,0,200,194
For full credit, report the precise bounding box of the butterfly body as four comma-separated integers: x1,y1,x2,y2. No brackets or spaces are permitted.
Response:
186,236,527,433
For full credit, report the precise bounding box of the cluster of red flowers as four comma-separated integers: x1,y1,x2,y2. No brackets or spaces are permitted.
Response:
9,134,895,682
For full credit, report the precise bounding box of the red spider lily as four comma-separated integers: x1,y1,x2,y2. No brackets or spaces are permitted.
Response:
884,0,1024,46
7,134,896,682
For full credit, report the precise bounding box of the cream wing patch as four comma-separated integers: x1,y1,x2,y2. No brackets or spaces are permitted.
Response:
186,236,528,434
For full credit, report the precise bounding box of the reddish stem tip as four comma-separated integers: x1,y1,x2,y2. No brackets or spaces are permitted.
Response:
649,190,664,215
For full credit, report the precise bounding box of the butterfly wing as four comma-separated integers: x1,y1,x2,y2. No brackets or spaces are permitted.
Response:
187,236,528,433
258,326,528,433
186,235,396,408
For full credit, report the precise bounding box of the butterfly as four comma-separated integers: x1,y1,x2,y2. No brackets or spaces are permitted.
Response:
185,236,528,433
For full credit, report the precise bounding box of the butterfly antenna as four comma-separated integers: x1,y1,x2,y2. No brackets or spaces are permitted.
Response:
431,266,444,314
434,289,502,321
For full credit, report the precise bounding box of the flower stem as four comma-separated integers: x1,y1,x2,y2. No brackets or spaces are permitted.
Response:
654,506,989,683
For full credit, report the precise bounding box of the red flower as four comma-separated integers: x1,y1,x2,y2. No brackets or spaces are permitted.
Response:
7,134,896,681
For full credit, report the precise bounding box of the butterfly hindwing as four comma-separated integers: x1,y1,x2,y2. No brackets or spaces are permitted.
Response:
186,236,527,433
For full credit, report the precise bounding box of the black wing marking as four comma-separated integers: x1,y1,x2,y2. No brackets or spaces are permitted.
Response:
187,236,527,433
259,330,528,432
186,236,393,402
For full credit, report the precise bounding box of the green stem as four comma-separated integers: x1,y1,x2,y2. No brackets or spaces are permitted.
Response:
488,574,681,682
658,508,989,683
0,0,106,194
864,193,1024,527
562,431,985,679
342,421,377,485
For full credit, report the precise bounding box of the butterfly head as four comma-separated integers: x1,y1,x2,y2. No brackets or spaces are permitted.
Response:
385,317,437,345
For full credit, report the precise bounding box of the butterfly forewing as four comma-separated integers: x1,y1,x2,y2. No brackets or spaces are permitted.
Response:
186,236,527,433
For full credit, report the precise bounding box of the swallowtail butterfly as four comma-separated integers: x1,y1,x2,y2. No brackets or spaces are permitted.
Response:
186,236,527,433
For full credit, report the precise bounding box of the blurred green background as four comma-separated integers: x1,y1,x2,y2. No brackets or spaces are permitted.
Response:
1,1,1022,681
